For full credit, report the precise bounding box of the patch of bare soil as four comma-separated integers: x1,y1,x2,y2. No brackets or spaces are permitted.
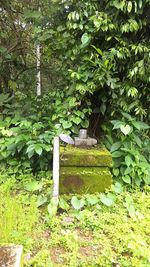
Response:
79,246,94,257
42,230,51,240
61,216,74,225
50,247,66,264
78,245,99,258
75,228,93,242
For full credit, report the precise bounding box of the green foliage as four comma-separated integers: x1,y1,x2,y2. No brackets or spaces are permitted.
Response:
0,2,150,266
25,188,150,266
0,186,39,249
0,0,150,184
0,168,53,209
50,0,150,187
100,192,116,207
71,196,86,210
53,0,150,120
0,172,150,266
104,113,150,186
0,91,90,171
26,250,53,267
59,190,117,213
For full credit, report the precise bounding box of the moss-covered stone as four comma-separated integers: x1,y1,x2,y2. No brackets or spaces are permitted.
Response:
60,167,112,194
60,145,112,167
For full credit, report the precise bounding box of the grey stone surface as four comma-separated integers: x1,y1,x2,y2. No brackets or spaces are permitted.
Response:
74,137,97,147
79,129,88,139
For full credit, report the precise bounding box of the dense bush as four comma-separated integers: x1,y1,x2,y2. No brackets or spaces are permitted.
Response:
48,0,150,185
103,112,150,186
0,0,150,184
0,91,90,171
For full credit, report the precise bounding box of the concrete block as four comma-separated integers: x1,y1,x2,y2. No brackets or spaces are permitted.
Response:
60,145,112,167
60,167,112,194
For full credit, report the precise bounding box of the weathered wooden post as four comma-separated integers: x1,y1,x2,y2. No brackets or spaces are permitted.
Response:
52,136,60,205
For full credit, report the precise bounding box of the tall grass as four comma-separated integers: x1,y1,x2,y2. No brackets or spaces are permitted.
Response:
0,181,39,249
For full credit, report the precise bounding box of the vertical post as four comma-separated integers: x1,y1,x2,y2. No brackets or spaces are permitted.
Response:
36,43,41,96
52,136,60,205
36,6,41,96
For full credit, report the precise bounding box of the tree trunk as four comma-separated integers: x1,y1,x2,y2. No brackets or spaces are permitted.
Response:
36,43,41,96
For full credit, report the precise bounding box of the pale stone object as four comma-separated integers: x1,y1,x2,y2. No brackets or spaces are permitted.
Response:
74,137,97,147
0,245,23,267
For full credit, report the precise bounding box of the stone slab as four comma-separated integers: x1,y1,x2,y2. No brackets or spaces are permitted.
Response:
0,245,23,267
74,137,97,146
60,145,112,167
60,167,112,194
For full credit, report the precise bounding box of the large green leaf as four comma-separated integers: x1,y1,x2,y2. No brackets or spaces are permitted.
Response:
59,197,69,210
71,117,82,125
120,125,131,135
133,134,142,147
81,33,91,46
122,175,131,184
125,155,133,167
110,142,122,152
24,181,43,192
132,121,150,130
34,145,43,156
113,182,123,194
47,198,58,218
71,196,85,210
111,120,124,129
100,193,116,207
86,195,99,205
37,195,48,207
62,121,72,129
112,151,124,158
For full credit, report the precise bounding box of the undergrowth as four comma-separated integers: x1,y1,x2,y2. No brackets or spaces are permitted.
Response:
0,182,39,250
0,175,149,267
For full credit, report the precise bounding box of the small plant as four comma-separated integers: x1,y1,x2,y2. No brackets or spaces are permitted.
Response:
25,250,53,267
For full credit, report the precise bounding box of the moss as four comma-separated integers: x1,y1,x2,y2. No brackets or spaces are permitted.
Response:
60,145,112,167
60,167,112,194
60,144,110,155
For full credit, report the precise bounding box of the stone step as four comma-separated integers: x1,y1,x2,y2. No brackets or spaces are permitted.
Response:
60,167,112,194
0,245,23,267
60,145,112,167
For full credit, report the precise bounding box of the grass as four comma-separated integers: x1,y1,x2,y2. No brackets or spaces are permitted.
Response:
0,180,39,250
0,176,149,267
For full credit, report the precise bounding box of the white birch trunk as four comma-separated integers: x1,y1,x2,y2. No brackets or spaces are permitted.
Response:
36,43,41,96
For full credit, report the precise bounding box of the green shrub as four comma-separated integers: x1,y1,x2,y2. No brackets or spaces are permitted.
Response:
103,112,150,186
0,91,91,171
